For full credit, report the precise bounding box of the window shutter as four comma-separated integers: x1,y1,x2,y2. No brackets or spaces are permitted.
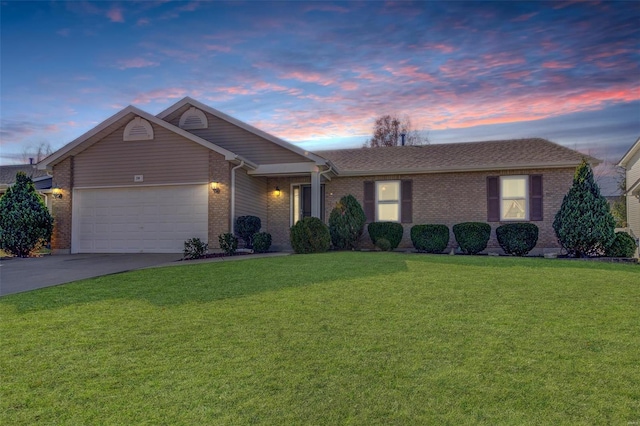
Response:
401,180,413,223
530,175,543,221
363,181,375,222
487,176,500,222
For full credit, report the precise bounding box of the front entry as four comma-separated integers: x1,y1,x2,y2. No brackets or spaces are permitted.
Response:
292,184,325,225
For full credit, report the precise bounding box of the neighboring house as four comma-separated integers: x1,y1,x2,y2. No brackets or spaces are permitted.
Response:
0,164,53,210
617,137,640,249
38,97,594,255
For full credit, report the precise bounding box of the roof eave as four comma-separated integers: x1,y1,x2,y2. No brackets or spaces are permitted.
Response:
617,137,640,168
333,162,584,177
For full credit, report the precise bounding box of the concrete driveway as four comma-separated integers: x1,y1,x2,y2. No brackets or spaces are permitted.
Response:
0,253,182,296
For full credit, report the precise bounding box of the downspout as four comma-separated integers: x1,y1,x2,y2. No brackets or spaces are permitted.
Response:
230,161,245,233
320,164,333,180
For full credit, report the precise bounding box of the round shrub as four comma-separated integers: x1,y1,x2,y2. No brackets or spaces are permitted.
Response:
496,223,539,256
605,231,637,258
411,224,449,253
252,232,272,253
235,215,261,248
375,238,392,251
328,194,366,250
367,222,404,250
183,237,208,259
452,222,491,255
290,217,331,254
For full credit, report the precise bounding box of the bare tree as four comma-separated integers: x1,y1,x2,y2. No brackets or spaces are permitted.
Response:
364,114,429,148
20,142,53,164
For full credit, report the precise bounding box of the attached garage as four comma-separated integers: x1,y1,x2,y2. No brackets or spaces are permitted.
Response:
72,185,208,253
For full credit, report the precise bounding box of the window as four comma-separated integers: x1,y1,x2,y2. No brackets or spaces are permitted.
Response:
501,176,527,220
487,175,543,222
364,180,412,223
376,181,400,221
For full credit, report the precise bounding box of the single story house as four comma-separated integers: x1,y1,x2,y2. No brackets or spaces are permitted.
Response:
38,97,594,255
618,137,640,253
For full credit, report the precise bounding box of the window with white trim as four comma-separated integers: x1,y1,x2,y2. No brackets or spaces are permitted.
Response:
376,181,400,222
501,176,528,220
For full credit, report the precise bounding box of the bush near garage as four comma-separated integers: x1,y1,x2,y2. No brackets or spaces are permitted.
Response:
453,222,491,255
252,232,272,253
496,223,539,256
183,237,208,259
219,233,238,256
411,224,450,253
235,216,262,249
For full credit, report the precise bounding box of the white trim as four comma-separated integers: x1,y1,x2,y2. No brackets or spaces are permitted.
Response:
248,162,321,176
618,137,640,168
179,107,208,130
38,105,255,170
157,97,329,165
123,117,154,141
72,181,209,190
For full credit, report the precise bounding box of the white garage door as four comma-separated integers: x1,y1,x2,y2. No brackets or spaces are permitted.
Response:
72,185,208,253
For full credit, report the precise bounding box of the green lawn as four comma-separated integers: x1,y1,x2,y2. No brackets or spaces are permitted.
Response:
1,252,638,424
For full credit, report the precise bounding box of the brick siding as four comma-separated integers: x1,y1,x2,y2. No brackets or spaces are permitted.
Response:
50,156,73,254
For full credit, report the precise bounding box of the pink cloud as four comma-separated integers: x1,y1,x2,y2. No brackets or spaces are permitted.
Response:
281,71,334,86
383,65,438,84
303,4,349,13
511,12,538,22
116,58,159,70
205,44,232,53
137,18,150,26
542,61,574,69
132,88,190,104
107,7,124,23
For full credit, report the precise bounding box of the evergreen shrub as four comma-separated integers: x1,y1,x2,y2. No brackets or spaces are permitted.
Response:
0,172,54,257
328,194,366,250
496,223,539,256
553,159,615,257
183,237,208,259
218,233,238,256
453,222,491,255
235,215,261,248
411,224,449,253
605,232,637,258
290,217,331,254
252,232,272,253
367,222,403,250
375,238,392,251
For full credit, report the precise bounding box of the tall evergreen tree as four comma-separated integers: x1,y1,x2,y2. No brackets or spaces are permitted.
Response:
0,172,54,257
553,159,615,257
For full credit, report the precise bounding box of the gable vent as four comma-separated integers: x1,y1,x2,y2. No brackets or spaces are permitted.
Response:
123,117,154,141
179,107,208,130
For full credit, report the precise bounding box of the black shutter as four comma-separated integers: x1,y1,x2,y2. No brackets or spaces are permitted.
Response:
401,180,413,223
487,176,500,222
363,181,375,222
530,175,543,221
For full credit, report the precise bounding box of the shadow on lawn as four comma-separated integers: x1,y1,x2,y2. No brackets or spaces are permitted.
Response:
2,252,409,313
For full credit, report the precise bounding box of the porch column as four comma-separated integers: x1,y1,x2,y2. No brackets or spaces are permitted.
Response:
310,169,321,218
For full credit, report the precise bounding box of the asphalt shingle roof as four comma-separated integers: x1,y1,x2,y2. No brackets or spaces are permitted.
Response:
0,165,50,184
315,138,594,175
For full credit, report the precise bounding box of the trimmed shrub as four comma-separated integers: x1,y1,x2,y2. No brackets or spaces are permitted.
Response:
553,159,615,257
0,172,54,257
411,224,449,253
605,232,637,258
235,215,261,248
183,237,208,260
496,223,539,256
328,194,366,250
290,217,331,254
367,222,403,250
252,232,272,253
218,233,238,256
375,238,392,251
453,222,491,255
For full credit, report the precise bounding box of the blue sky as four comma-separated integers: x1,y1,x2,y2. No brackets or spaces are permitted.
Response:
1,1,638,169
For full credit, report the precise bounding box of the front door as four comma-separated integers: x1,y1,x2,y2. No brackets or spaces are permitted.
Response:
292,184,325,224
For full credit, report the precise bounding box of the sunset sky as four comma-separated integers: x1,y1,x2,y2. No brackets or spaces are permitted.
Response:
1,1,638,168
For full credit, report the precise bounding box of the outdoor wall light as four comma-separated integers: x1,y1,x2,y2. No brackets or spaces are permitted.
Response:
275,186,281,197
52,187,63,199
211,181,220,194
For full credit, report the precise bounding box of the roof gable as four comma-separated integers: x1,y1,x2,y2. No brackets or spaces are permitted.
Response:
157,97,326,165
618,137,640,168
315,138,596,175
39,106,256,170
